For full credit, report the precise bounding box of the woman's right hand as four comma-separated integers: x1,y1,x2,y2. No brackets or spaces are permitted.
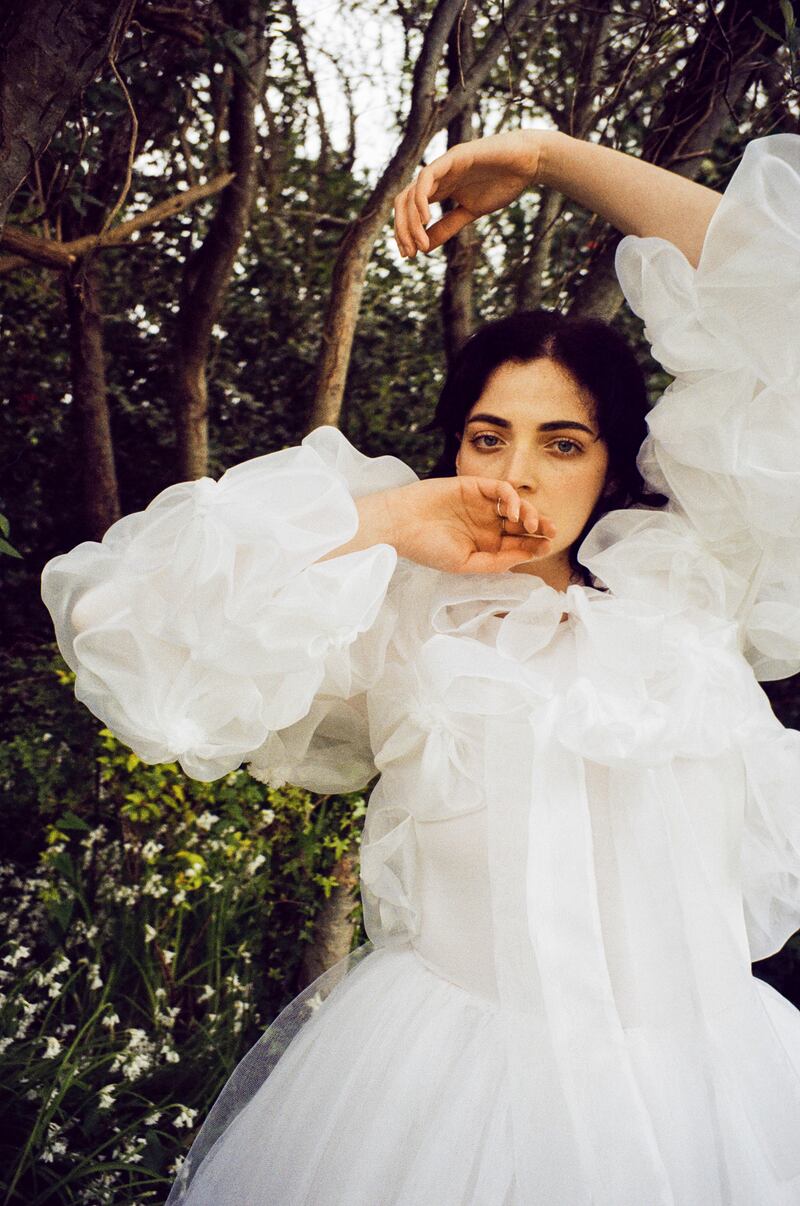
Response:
393,130,545,258
376,476,556,574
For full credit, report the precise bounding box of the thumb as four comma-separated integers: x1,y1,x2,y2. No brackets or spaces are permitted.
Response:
425,206,476,252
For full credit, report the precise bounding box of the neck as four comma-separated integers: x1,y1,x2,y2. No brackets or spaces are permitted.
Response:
510,551,578,593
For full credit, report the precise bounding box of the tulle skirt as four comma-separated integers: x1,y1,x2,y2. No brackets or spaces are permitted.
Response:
166,942,800,1205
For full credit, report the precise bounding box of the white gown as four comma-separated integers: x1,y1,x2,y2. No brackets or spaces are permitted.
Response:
41,135,800,1205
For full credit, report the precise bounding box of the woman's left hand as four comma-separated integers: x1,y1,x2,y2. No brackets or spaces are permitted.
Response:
393,130,543,258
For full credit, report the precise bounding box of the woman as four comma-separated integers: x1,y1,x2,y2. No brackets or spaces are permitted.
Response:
41,127,800,1204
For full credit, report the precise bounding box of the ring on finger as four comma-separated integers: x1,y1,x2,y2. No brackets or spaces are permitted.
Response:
496,497,507,534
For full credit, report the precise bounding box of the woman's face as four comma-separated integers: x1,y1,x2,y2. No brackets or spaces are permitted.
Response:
455,357,610,589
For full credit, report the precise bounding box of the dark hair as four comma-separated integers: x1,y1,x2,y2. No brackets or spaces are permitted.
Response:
423,310,668,583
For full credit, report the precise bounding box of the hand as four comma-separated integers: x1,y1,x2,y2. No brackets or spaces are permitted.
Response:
393,130,543,258
381,475,556,575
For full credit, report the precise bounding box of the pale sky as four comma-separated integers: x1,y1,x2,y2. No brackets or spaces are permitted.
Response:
295,0,447,181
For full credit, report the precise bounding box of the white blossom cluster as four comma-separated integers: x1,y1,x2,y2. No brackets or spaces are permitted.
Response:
0,769,312,1201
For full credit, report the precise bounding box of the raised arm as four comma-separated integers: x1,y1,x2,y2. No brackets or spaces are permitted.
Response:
394,129,722,269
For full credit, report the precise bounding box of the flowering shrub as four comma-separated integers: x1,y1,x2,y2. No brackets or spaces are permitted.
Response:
0,656,367,1204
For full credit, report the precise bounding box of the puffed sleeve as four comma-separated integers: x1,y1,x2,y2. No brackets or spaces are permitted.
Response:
41,426,418,784
613,133,800,681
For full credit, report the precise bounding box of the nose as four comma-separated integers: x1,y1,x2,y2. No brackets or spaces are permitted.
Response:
505,445,537,493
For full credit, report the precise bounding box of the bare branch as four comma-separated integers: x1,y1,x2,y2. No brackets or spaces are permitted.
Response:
0,172,235,272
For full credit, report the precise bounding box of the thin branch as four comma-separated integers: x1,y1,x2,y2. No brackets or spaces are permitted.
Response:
0,173,235,272
99,56,139,237
436,0,541,130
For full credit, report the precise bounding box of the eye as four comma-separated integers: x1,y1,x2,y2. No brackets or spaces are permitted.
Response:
549,438,584,456
469,432,504,450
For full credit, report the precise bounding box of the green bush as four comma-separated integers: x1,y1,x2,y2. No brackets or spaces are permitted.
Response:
0,653,367,1204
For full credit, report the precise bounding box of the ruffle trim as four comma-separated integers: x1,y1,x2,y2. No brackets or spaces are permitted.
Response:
615,133,800,680
41,428,415,782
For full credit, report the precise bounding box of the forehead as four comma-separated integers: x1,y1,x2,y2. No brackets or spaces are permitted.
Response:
469,358,595,423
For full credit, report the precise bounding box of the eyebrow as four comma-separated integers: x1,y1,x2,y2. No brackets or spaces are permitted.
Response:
465,412,597,437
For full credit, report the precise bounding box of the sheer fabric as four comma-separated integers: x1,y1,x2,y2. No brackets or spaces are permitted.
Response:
40,134,800,1204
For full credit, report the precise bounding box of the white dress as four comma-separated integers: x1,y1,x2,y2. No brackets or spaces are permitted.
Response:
41,135,800,1205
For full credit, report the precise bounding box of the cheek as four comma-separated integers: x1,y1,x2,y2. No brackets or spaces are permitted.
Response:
559,458,609,518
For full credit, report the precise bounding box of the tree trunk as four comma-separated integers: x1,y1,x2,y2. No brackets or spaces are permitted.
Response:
568,0,780,321
514,188,563,311
64,261,121,540
172,0,267,480
440,1,477,367
0,0,135,226
305,0,540,434
297,851,360,989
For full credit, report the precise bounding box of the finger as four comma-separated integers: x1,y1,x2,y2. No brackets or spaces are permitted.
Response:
393,185,414,257
425,206,475,252
404,181,429,255
519,498,557,540
465,539,552,575
413,165,434,227
475,477,520,523
518,498,540,534
500,481,523,524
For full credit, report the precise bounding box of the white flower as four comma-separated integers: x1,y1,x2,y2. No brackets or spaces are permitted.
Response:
162,1005,180,1027
0,1036,13,1055
161,948,175,967
144,924,157,943
141,839,163,861
88,963,103,991
246,853,266,874
98,1084,116,1111
172,889,187,906
195,811,220,831
172,1105,198,1129
101,1011,120,1029
142,874,169,899
144,1111,162,1125
80,825,107,850
2,943,30,967
197,984,214,1003
260,808,276,826
163,1048,180,1064
43,1036,62,1059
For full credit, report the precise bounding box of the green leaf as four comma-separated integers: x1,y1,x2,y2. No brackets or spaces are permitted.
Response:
51,896,74,931
51,851,75,880
58,810,91,831
753,15,785,41
0,537,22,558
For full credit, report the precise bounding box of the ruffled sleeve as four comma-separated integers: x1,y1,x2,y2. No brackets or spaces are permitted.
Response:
41,426,417,784
614,133,800,681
